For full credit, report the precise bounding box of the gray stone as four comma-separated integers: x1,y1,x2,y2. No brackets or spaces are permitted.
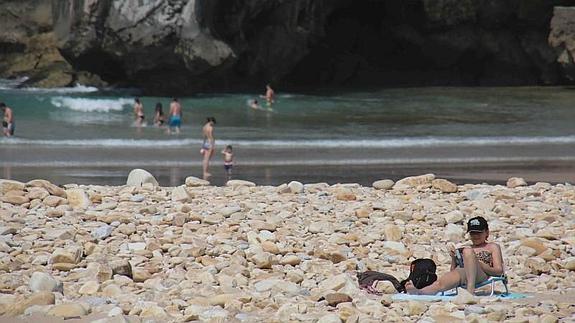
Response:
372,179,394,190
91,225,113,240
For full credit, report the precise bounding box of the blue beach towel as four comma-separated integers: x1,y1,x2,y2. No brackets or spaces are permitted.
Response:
392,292,528,302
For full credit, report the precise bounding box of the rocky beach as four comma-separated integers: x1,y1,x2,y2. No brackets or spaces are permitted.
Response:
0,171,573,322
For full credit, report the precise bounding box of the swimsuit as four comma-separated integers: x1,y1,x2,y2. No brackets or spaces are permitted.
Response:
4,122,14,135
475,250,493,267
224,160,233,171
169,115,181,127
455,248,493,285
202,141,212,150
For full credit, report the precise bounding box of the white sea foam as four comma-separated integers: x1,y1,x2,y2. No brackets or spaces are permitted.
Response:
37,84,99,93
0,79,98,93
2,136,575,148
0,77,30,90
51,97,133,112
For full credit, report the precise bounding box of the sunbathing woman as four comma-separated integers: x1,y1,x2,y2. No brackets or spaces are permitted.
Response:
406,216,504,295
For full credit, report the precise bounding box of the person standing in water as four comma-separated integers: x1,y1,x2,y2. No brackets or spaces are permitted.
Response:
133,98,145,127
264,84,275,107
200,117,216,180
221,145,234,180
1,102,14,137
168,98,182,134
153,102,165,127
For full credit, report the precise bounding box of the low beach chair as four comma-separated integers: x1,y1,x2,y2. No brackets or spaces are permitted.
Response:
455,275,509,296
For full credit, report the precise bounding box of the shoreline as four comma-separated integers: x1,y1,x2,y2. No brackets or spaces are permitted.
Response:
2,160,575,187
0,175,574,321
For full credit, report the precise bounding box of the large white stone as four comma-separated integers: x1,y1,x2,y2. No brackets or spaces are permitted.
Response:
0,179,25,193
444,210,464,224
126,169,159,187
564,257,575,271
288,181,304,193
171,185,193,202
445,223,464,241
226,179,256,187
29,272,62,293
185,176,210,187
199,308,229,321
65,189,91,209
507,177,527,188
394,174,435,189
382,241,408,255
50,247,83,264
372,179,394,190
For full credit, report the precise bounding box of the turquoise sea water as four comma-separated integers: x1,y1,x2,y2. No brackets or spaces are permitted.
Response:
1,78,575,185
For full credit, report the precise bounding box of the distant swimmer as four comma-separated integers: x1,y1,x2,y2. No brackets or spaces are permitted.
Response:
153,102,165,127
168,98,182,134
200,117,216,180
133,98,145,127
222,145,234,181
1,102,14,137
250,99,262,110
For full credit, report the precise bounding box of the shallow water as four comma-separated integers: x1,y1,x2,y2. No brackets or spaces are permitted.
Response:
1,81,574,185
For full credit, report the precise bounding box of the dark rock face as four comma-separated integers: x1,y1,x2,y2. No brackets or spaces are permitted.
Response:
549,7,575,81
51,0,340,94
0,0,573,93
287,0,569,88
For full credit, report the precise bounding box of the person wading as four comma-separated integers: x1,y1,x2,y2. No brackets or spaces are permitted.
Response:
200,117,216,180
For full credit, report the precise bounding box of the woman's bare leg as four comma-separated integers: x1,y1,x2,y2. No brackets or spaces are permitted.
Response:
461,248,488,294
203,149,213,179
406,270,462,295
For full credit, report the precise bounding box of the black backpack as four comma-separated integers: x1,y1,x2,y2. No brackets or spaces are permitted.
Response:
400,258,437,290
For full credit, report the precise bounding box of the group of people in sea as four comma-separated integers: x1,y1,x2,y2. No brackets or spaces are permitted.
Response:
133,97,183,134
0,85,275,179
131,85,274,180
134,99,232,181
1,102,14,137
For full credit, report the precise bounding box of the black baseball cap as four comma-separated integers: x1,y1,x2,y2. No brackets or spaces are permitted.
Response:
467,216,488,232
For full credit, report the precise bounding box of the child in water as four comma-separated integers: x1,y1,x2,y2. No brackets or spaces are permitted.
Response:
222,145,234,180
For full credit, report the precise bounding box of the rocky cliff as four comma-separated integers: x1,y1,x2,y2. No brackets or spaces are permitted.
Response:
549,6,575,82
0,0,105,88
0,0,574,94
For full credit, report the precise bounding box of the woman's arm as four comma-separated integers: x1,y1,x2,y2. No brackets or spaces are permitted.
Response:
448,244,457,270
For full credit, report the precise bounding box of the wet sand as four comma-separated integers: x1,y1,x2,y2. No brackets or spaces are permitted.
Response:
2,161,575,188
2,138,574,186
